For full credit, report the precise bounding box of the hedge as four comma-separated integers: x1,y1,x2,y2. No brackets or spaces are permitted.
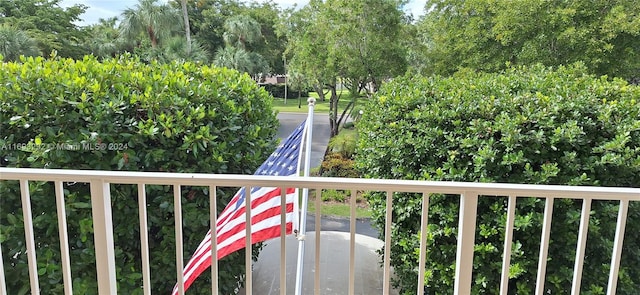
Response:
356,64,640,294
0,55,278,294
259,83,309,98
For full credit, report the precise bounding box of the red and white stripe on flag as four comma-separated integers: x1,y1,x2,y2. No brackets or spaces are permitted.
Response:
173,120,307,294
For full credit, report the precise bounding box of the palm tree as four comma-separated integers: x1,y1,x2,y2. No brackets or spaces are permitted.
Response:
84,17,123,59
0,25,40,61
222,15,262,50
214,46,253,73
119,0,182,48
162,36,208,63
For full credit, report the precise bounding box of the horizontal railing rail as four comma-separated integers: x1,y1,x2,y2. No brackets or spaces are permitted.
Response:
1,167,639,295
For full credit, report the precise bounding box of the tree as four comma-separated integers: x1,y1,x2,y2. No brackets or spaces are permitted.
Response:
180,0,192,54
287,71,310,108
284,0,406,137
323,0,407,93
83,17,126,59
174,0,286,73
418,0,640,80
214,46,251,72
189,0,244,58
214,14,270,76
242,1,288,74
0,25,40,61
120,0,182,48
0,0,87,59
223,14,262,50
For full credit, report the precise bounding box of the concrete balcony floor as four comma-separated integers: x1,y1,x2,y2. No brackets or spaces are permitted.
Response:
241,231,398,295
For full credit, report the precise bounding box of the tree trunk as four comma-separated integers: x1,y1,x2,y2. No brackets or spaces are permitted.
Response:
329,85,339,137
180,0,192,54
313,84,324,101
148,26,157,48
337,100,354,129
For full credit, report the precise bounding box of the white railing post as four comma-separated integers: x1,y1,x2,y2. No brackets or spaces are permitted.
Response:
279,188,287,295
209,185,219,294
54,181,73,295
535,197,554,295
417,192,431,295
383,191,393,295
454,192,478,295
174,185,185,295
314,189,322,295
500,196,517,295
607,199,629,295
571,198,592,295
19,180,39,295
244,186,253,295
348,190,357,295
89,179,117,294
137,184,151,295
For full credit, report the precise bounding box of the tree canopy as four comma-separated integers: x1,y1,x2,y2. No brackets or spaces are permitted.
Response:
284,0,407,136
0,25,40,61
416,0,640,80
120,0,183,49
0,0,87,58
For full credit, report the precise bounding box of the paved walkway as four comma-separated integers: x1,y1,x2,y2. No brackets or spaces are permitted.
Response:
276,113,330,170
241,231,398,295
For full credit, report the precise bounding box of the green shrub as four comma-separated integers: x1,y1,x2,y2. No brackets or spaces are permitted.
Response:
321,153,359,178
259,83,309,98
356,64,640,294
0,55,278,294
321,189,348,202
327,129,357,159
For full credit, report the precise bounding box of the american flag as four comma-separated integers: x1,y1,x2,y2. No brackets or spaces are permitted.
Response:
172,120,307,294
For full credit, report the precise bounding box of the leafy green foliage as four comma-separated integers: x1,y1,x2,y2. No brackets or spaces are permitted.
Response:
283,0,406,136
327,128,357,159
0,55,278,294
0,25,40,61
417,0,640,80
321,189,348,203
260,84,309,99
356,64,640,294
119,0,183,49
320,153,358,178
0,0,87,59
172,0,286,73
322,129,359,178
82,17,128,59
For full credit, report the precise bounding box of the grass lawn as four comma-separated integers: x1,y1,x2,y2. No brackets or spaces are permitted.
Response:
307,198,372,219
305,189,372,219
272,90,353,114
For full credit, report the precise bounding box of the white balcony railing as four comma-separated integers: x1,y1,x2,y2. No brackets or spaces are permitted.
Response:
0,167,638,295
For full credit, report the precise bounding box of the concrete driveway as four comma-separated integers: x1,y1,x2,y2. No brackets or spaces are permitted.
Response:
276,112,330,171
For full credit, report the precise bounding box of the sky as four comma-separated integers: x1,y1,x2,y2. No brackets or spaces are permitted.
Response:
60,0,427,26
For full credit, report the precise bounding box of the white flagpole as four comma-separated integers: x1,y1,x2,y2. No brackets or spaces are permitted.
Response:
295,97,315,295
293,116,308,233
